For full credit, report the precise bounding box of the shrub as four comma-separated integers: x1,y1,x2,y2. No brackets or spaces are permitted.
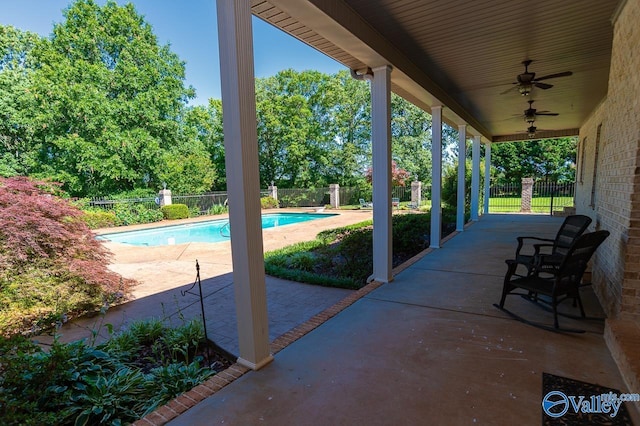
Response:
160,204,189,220
0,177,134,336
0,319,219,425
207,204,227,215
392,214,430,254
264,213,449,288
113,202,163,226
81,209,117,229
260,196,279,209
442,159,472,211
188,206,201,217
316,219,372,243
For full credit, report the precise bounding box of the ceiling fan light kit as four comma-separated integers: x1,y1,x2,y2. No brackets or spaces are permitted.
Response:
503,60,572,137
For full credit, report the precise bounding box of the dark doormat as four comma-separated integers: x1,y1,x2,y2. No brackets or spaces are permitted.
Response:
542,373,635,425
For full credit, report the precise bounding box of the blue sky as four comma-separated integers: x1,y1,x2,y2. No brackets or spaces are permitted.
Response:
0,0,346,105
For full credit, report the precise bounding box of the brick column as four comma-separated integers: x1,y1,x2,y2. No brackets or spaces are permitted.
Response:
521,178,534,212
329,184,340,209
268,183,278,204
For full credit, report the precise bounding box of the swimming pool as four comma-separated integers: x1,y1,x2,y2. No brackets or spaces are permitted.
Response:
97,213,336,246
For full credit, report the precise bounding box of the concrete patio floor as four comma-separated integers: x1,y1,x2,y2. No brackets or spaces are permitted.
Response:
158,214,639,425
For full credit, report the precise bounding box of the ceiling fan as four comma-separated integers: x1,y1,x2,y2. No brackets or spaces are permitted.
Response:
516,120,539,138
517,100,559,121
501,60,573,96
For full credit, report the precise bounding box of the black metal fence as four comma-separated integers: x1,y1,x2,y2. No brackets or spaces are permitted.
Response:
488,180,575,214
88,181,573,214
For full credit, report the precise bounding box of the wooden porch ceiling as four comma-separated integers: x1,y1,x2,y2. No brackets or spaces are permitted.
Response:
251,0,622,142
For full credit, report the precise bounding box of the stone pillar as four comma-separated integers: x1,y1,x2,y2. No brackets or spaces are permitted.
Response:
371,65,393,283
158,189,172,207
430,105,443,248
217,0,272,370
268,182,278,205
411,180,421,208
329,183,340,209
470,135,481,221
521,177,534,212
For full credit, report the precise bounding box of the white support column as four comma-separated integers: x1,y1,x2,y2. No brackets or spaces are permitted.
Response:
471,135,480,221
483,142,492,215
456,125,467,231
430,105,443,248
217,0,272,370
370,65,393,283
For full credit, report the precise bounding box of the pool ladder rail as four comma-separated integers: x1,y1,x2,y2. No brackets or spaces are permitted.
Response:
220,221,231,238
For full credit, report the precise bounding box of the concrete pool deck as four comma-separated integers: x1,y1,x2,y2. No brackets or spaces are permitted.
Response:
49,209,376,355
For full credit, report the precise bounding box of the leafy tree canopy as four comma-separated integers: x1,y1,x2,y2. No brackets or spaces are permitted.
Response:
491,137,577,184
12,0,196,196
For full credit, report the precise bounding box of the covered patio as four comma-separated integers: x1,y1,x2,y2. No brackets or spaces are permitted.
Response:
141,214,637,425
137,0,640,423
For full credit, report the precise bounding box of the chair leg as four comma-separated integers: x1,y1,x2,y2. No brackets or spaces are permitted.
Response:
552,296,560,329
576,293,586,318
499,281,516,308
500,263,518,308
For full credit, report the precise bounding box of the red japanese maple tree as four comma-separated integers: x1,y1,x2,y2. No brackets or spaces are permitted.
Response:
365,161,411,186
0,176,132,335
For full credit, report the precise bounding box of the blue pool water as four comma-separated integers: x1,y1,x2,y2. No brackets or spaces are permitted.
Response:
97,213,336,246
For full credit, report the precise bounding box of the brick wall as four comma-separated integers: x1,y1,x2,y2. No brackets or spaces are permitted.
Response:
576,0,640,320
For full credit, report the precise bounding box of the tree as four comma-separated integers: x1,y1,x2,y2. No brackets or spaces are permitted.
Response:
325,70,372,186
365,160,411,186
256,76,313,187
27,0,195,196
391,94,433,183
0,26,41,177
0,176,132,335
182,99,226,190
491,138,577,184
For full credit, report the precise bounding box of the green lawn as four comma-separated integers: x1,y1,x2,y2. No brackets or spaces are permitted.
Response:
488,196,574,213
338,197,572,214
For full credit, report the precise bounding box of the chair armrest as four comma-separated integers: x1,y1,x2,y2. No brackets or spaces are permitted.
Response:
516,236,555,242
533,243,554,255
515,236,554,257
504,259,529,279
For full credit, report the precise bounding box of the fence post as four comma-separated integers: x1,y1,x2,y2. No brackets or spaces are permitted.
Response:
411,180,421,208
520,178,533,212
158,188,172,207
330,184,340,209
268,181,278,208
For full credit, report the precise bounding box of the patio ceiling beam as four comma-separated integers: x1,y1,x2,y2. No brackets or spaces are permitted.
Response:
217,0,273,370
264,0,490,140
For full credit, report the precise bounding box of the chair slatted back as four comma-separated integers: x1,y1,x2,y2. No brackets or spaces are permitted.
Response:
557,230,609,279
553,215,592,257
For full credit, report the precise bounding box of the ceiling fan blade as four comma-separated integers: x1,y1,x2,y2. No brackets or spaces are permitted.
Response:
535,112,559,116
535,71,573,81
534,82,553,90
500,84,519,95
